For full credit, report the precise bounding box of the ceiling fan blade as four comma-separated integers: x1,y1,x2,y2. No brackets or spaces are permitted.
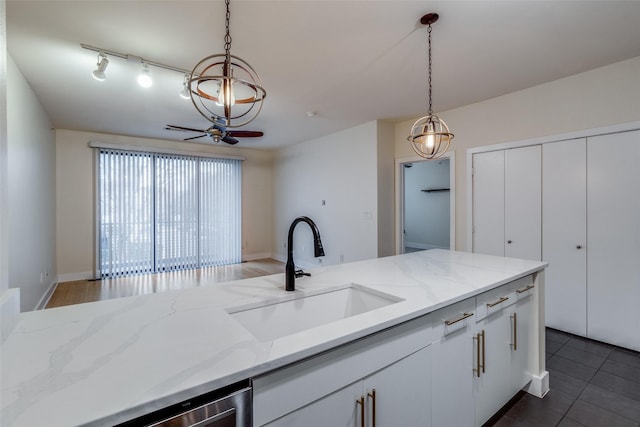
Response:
222,135,239,145
166,124,205,133
184,134,208,141
227,130,264,138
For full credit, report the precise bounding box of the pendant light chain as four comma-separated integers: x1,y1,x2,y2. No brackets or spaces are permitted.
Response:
427,23,433,117
224,0,232,58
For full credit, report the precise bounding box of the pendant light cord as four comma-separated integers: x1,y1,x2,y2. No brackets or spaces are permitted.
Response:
224,0,232,59
427,24,433,117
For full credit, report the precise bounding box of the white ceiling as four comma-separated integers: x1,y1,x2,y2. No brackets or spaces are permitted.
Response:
7,1,640,150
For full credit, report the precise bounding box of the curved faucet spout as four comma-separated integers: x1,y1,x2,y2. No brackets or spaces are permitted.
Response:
285,216,325,291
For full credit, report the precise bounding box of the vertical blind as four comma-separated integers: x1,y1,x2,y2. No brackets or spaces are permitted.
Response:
98,148,241,278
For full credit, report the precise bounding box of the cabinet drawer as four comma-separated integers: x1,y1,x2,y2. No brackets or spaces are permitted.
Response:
430,297,476,339
476,275,535,321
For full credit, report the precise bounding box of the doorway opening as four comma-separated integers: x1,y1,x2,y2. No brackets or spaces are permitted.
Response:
396,153,455,254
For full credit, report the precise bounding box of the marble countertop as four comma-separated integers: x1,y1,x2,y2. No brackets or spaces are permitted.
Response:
1,250,546,426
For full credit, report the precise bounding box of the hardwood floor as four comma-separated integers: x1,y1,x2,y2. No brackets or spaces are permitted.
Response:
45,259,284,309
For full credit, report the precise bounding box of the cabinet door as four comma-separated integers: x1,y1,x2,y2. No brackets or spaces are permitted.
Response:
475,310,513,426
587,130,640,351
508,291,535,395
504,145,541,261
473,150,505,256
431,315,475,426
364,347,431,427
542,139,587,336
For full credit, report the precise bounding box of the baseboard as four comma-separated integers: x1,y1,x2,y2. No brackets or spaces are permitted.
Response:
57,271,94,283
524,371,550,398
35,279,59,311
242,252,272,261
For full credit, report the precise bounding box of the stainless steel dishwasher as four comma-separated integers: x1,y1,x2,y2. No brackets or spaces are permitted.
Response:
116,380,251,427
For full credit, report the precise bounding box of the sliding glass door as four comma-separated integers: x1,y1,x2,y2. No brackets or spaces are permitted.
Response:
97,149,241,278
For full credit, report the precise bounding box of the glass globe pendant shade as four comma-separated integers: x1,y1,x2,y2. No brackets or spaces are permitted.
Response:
407,114,453,160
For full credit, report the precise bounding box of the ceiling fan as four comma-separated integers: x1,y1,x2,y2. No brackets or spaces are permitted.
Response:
164,122,264,145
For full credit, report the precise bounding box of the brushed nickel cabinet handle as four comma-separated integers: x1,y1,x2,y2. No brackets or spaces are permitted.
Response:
368,389,376,427
357,396,365,427
516,284,535,294
481,329,486,373
445,312,474,326
473,333,481,377
487,296,509,308
510,312,518,350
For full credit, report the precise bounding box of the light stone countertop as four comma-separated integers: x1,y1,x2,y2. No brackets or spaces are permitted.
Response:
0,250,546,426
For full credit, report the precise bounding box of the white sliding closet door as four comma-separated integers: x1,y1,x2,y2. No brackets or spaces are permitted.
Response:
542,139,587,336
504,145,541,261
587,130,640,351
472,150,505,256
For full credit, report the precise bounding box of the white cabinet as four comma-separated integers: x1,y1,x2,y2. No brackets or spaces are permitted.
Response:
264,348,431,427
430,298,476,427
252,315,433,427
472,146,541,261
474,276,537,426
586,131,640,351
254,274,547,427
542,138,588,336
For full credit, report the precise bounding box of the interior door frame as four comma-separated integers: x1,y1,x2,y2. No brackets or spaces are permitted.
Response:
395,151,455,255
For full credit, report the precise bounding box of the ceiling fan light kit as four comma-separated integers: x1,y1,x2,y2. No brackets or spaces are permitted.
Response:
188,0,266,128
407,12,454,160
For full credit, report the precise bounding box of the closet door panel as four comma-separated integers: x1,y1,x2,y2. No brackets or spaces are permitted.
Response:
542,139,587,336
473,151,505,257
504,145,541,261
587,130,640,351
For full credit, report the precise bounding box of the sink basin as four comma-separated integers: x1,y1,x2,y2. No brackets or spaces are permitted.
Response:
226,284,403,341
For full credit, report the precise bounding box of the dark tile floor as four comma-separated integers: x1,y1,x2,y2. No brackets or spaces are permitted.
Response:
493,328,640,427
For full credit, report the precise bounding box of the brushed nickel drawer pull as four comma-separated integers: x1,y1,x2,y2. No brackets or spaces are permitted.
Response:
486,296,509,308
516,284,535,294
445,312,474,326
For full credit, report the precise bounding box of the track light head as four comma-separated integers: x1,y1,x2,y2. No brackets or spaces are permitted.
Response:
180,74,190,99
92,53,109,81
137,63,152,88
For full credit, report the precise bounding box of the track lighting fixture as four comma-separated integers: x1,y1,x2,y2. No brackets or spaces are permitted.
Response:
180,74,190,99
92,53,109,81
137,63,152,88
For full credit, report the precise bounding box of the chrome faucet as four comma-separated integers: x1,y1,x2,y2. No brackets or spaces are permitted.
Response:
285,216,325,291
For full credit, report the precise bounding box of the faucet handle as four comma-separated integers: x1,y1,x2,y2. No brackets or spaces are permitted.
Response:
295,269,311,278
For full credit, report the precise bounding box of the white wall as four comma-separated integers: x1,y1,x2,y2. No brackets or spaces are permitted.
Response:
395,56,640,251
404,159,450,250
6,55,56,312
56,129,274,281
272,121,383,267
376,121,395,258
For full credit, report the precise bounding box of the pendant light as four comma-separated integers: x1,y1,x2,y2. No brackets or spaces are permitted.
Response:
189,0,266,128
407,13,453,160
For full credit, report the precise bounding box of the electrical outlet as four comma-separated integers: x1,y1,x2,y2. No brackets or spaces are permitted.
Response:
340,254,344,264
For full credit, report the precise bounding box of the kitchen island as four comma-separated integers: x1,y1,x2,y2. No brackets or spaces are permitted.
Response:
1,250,548,426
